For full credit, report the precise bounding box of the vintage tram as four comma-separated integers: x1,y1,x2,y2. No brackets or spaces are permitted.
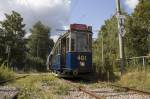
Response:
47,24,92,77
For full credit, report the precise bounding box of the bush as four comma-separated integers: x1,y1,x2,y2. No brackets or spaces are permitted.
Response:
92,58,116,81
24,54,46,72
15,74,70,99
0,64,15,81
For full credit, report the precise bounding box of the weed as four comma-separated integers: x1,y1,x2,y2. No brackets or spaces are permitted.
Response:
9,73,70,99
118,70,150,91
0,64,15,81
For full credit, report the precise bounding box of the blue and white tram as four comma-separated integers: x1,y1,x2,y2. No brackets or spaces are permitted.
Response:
47,24,92,77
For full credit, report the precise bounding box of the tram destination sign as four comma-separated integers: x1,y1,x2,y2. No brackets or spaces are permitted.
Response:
70,24,88,31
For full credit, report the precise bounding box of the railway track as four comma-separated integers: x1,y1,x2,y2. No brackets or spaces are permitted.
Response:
0,75,29,99
0,75,29,85
61,78,150,99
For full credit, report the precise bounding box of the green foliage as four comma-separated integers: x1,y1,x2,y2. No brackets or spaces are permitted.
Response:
125,0,150,56
25,54,46,72
54,83,70,95
125,18,149,57
118,69,150,91
93,16,118,80
0,11,54,72
93,0,150,80
28,21,54,60
26,21,54,72
0,29,6,61
0,11,26,68
0,64,15,81
11,74,70,99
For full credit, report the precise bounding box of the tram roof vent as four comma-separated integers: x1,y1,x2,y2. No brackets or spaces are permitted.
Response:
88,26,92,32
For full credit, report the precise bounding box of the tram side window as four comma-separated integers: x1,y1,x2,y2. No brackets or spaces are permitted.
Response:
89,34,92,51
52,51,56,64
58,43,61,54
66,38,69,52
71,38,75,51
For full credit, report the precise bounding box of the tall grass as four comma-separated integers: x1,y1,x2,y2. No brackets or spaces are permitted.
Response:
0,64,15,81
11,74,70,99
118,69,150,91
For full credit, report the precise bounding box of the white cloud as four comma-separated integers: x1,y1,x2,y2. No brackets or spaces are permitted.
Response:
51,35,59,42
125,0,139,9
0,0,71,36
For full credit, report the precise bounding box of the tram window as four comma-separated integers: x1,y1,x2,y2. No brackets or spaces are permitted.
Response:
76,33,88,52
58,44,60,54
66,38,69,52
52,51,56,64
71,38,75,51
89,34,92,51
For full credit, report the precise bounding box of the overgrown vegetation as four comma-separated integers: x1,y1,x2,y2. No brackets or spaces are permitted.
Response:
9,74,70,99
24,54,46,72
0,11,54,72
0,64,15,81
93,0,150,80
117,68,150,91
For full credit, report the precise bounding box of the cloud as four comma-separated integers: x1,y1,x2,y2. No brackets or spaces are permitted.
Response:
51,35,59,42
0,0,71,37
125,0,139,9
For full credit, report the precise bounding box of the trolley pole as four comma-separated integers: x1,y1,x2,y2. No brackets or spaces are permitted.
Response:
115,0,126,75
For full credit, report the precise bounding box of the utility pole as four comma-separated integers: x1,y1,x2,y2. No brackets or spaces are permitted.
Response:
115,0,126,75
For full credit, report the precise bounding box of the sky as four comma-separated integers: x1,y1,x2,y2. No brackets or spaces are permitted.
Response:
70,0,139,38
0,0,139,41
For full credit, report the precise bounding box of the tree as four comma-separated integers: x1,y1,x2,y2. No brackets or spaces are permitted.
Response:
0,11,26,68
0,29,6,64
28,21,54,61
93,16,118,80
93,0,150,78
125,0,150,56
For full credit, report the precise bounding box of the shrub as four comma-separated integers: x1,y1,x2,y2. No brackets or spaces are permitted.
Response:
24,54,46,72
0,64,15,81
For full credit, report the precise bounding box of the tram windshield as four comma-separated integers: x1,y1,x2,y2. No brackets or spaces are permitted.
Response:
76,33,88,52
71,32,91,52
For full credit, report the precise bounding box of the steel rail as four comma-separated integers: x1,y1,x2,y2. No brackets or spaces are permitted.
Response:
98,82,150,95
110,84,150,95
0,75,29,99
78,87,104,99
0,75,29,85
62,79,104,99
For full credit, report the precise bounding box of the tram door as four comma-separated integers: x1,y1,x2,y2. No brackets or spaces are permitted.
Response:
61,37,66,68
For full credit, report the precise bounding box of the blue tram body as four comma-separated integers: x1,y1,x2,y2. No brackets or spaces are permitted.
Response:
47,24,92,77
66,52,92,73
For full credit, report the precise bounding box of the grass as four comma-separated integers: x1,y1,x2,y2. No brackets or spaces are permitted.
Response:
78,68,150,92
117,69,150,91
2,67,149,98
0,64,15,81
8,73,71,99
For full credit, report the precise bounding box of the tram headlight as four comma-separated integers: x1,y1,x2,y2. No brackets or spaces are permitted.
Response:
80,61,85,67
73,69,78,76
